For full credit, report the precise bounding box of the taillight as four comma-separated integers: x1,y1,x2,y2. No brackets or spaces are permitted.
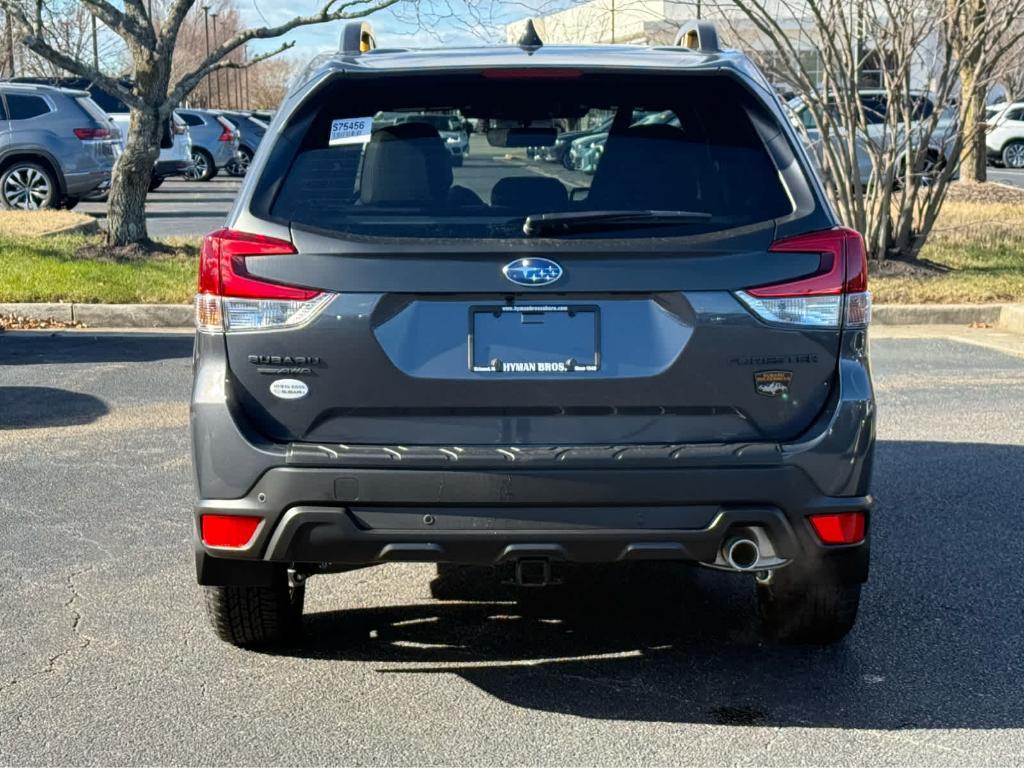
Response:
201,514,262,548
217,119,235,142
736,227,871,328
195,228,332,333
74,127,111,140
808,511,866,545
172,121,187,135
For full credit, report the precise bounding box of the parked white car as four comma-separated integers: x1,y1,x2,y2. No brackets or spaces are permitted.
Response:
986,102,1024,169
107,111,193,190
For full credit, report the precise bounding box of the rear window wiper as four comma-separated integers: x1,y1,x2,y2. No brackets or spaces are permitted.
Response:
523,209,712,237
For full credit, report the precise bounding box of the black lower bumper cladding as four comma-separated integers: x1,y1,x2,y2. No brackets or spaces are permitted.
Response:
195,464,871,585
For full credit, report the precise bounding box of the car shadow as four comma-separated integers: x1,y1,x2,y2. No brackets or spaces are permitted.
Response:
277,440,1024,730
0,386,109,429
0,332,193,366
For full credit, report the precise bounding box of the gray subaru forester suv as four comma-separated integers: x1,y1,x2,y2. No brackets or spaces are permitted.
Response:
0,83,117,209
192,22,876,648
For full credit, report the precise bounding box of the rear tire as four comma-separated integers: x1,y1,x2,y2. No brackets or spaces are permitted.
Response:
149,176,164,192
185,148,216,182
203,571,305,648
0,161,58,210
1002,140,1024,169
227,147,252,177
756,565,861,645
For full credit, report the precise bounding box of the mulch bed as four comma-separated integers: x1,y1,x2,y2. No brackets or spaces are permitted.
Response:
945,180,1024,204
870,257,950,279
0,314,85,331
71,240,183,263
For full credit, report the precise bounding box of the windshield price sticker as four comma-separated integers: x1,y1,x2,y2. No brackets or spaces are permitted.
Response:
329,117,374,146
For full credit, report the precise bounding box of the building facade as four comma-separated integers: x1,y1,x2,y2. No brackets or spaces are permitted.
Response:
506,0,947,93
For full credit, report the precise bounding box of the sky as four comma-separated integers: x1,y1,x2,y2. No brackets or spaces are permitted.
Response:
239,0,542,59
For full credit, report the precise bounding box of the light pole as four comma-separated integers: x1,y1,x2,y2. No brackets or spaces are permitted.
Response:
234,55,242,108
243,46,250,108
202,6,212,107
91,14,99,71
6,13,16,76
210,12,221,108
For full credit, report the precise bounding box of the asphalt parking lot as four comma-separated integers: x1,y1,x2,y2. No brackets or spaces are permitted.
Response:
78,177,241,239
1,327,1023,765
987,167,1024,188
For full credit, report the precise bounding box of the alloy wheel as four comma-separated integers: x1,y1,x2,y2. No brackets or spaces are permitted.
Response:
4,166,51,210
186,151,209,181
1005,143,1024,169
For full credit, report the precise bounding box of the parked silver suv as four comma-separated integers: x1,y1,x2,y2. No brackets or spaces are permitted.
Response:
0,82,118,209
176,109,240,181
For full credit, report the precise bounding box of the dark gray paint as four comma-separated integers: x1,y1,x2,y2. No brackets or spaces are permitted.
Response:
192,40,873,584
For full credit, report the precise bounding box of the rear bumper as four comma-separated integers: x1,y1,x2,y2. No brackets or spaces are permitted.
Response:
210,142,237,168
64,170,111,197
195,468,871,585
154,159,192,178
191,329,875,584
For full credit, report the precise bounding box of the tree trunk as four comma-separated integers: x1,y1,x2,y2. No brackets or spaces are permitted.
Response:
106,105,161,247
960,86,988,183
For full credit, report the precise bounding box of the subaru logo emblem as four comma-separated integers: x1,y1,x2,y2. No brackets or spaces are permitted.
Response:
502,258,563,287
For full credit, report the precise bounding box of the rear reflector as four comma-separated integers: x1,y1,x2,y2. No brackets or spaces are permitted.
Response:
736,227,871,329
196,228,331,333
808,512,866,545
201,514,262,548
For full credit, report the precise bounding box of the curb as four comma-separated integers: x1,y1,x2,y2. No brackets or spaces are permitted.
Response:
0,302,192,328
1,302,1023,331
872,303,1005,326
40,219,100,237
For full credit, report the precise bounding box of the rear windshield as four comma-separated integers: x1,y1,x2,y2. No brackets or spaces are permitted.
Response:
74,96,112,126
259,72,795,240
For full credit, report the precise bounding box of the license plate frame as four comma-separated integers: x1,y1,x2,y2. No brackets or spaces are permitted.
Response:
468,304,601,374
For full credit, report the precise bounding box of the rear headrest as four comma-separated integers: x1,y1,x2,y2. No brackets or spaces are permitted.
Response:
587,124,704,210
491,176,568,212
360,123,453,206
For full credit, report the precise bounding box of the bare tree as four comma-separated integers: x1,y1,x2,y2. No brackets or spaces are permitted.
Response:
0,0,403,248
998,45,1024,101
243,56,302,110
948,0,1024,182
701,0,967,260
1,1,127,77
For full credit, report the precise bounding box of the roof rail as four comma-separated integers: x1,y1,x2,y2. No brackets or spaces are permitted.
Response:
673,20,720,53
340,21,376,55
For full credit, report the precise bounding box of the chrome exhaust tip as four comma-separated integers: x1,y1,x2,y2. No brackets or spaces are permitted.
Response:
723,537,760,571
